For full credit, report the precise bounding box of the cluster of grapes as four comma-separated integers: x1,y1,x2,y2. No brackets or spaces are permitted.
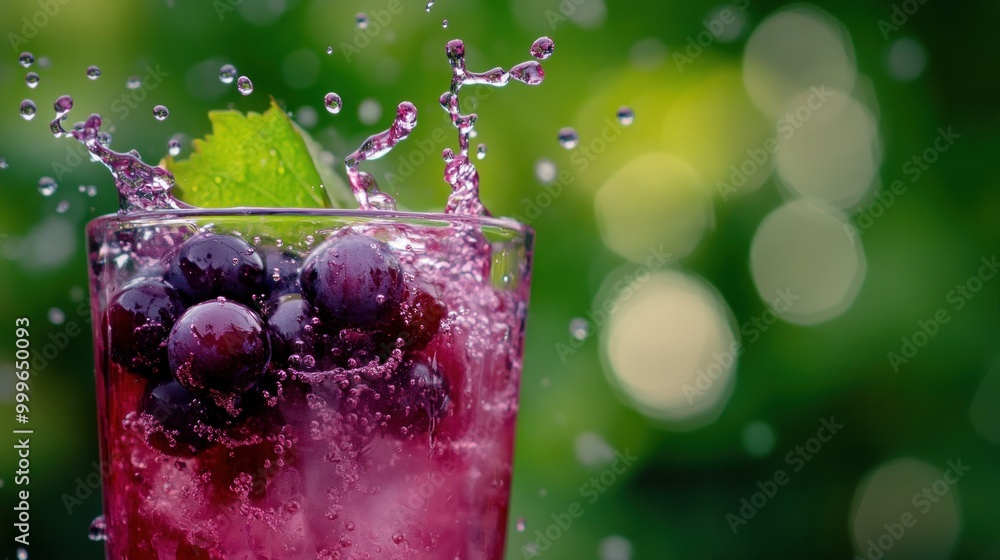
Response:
106,231,452,458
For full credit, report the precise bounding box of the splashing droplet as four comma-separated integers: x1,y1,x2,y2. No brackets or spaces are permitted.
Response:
89,515,108,542
344,101,417,210
516,518,526,532
25,72,39,89
20,99,37,120
56,200,70,213
48,307,66,324
530,37,555,60
219,64,237,84
356,13,369,29
323,92,343,114
152,105,169,121
509,61,544,85
326,46,334,55
86,65,101,80
19,52,34,68
168,138,182,157
534,159,557,184
442,19,449,28
569,317,590,341
558,127,579,149
237,76,253,95
126,75,141,89
38,177,57,196
476,143,486,160
425,0,434,11
616,106,635,126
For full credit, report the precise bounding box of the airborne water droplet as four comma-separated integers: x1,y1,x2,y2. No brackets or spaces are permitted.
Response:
25,72,39,89
530,37,555,60
476,143,486,160
20,99,37,120
534,159,557,184
326,46,334,55
442,19,449,28
323,92,343,114
516,518,526,532
89,515,108,542
56,200,70,213
356,13,369,29
569,317,590,340
558,127,579,149
219,64,237,84
425,0,434,11
126,75,141,89
152,105,169,121
168,138,182,156
616,106,635,126
86,65,101,80
0,158,8,170
237,76,253,95
19,52,34,68
38,176,57,196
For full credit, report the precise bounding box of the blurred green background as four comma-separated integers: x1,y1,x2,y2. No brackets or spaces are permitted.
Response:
0,0,997,558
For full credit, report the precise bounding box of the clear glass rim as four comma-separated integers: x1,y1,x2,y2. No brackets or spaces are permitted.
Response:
87,207,533,237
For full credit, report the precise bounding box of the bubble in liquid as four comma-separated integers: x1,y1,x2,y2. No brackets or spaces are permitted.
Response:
569,317,590,341
152,105,169,121
530,37,555,60
126,75,142,89
616,106,635,126
19,52,34,68
19,99,37,120
237,76,253,95
86,65,101,80
168,138,182,156
56,200,70,213
356,13,369,29
558,127,579,149
89,515,108,542
442,19,449,28
48,307,66,325
219,64,237,84
38,176,57,196
476,143,486,160
25,72,39,89
516,518,526,532
324,92,343,114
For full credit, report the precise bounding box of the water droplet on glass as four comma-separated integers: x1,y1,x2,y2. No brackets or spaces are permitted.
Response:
476,143,486,160
516,518,526,532
530,37,555,60
616,106,635,126
17,547,28,560
534,158,557,184
25,72,39,89
86,65,101,80
324,92,343,114
89,515,107,542
356,13,369,29
152,105,169,121
56,200,70,213
38,176,57,196
326,46,334,55
48,307,66,324
569,317,590,341
219,64,237,84
126,75,141,89
558,127,579,149
19,52,34,68
442,19,449,28
237,76,253,95
19,99,37,120
168,138,182,157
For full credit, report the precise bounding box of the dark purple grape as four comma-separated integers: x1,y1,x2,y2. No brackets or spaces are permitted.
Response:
378,286,446,354
301,234,404,327
379,358,450,436
141,379,225,456
267,296,317,363
167,300,270,398
106,278,184,378
165,233,265,304
259,245,302,298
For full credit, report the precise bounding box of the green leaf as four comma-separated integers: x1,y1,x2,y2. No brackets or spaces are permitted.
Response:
163,99,351,208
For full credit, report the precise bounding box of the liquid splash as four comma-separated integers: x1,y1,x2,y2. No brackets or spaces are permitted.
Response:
344,101,418,210
49,95,185,214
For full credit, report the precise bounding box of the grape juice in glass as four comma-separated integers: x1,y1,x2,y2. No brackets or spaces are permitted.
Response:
86,210,532,559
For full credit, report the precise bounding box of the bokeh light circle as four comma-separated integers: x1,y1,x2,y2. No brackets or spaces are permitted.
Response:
600,270,737,426
750,200,866,325
886,37,927,81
